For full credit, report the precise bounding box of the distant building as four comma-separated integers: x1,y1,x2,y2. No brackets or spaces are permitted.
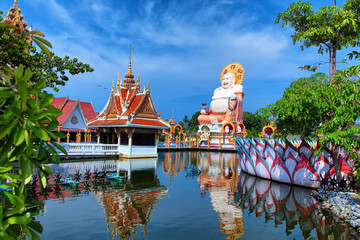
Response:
88,45,168,158
51,97,97,143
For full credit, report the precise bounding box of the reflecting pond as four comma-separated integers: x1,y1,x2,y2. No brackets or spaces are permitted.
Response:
25,152,359,239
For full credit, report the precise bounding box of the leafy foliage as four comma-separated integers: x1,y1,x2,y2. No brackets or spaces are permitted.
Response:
0,65,66,239
275,0,360,77
0,11,94,92
243,112,267,138
259,66,360,178
179,111,201,133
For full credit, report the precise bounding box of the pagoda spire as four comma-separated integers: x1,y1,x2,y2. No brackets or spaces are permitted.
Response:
128,44,131,69
117,73,120,86
123,44,135,88
5,0,27,32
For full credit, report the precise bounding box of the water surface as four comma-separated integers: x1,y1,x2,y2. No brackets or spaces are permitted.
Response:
25,152,359,239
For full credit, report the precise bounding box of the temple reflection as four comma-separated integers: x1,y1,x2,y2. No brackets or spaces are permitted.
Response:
25,152,359,240
29,158,168,239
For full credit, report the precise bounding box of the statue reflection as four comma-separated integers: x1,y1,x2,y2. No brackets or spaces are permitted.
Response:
197,152,244,240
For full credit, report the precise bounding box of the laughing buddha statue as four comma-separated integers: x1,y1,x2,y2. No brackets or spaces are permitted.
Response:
198,62,244,125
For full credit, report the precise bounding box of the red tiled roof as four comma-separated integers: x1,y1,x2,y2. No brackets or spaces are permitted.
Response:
123,94,145,115
121,88,137,102
57,100,77,125
80,102,96,121
131,118,168,128
114,95,123,114
59,128,96,132
89,119,128,126
51,97,68,110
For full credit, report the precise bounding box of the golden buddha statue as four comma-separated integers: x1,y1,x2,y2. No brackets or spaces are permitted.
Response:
198,63,244,125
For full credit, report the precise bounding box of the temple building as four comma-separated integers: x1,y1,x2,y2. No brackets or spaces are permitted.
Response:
4,0,30,34
51,97,97,143
88,46,169,158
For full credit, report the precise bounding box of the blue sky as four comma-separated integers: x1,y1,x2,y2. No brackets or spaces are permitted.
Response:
0,0,351,121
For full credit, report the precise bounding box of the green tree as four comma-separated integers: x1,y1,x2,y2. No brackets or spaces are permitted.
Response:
259,0,360,180
260,68,360,179
243,112,267,138
0,65,66,239
275,0,360,78
0,11,94,91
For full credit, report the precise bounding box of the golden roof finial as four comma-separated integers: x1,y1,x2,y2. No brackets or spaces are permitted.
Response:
146,81,150,92
111,80,114,93
117,73,120,86
137,74,140,84
128,44,131,70
169,109,175,124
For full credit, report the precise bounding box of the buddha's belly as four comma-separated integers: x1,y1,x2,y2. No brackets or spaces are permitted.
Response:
210,99,228,113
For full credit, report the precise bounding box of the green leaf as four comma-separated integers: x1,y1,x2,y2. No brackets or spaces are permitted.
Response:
33,38,52,60
51,141,67,155
1,192,24,207
37,170,47,189
19,155,33,185
32,36,52,48
40,165,52,175
3,207,23,218
27,221,43,234
0,89,13,98
14,124,26,146
0,22,19,29
3,216,31,225
0,121,17,139
30,125,49,141
29,30,45,37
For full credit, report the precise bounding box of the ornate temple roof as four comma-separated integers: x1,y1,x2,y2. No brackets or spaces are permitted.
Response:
4,0,28,33
88,46,168,130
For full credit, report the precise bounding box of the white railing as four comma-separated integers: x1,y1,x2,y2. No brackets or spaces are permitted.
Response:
58,143,119,155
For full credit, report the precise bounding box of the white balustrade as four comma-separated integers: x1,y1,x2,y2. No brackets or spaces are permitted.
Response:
57,143,119,155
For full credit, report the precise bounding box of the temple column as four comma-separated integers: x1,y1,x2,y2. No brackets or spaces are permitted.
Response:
183,133,186,147
97,132,100,144
156,132,159,147
117,133,121,145
127,128,134,156
57,126,61,143
66,132,70,143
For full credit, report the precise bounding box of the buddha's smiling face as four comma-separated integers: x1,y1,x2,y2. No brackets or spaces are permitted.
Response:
222,73,235,89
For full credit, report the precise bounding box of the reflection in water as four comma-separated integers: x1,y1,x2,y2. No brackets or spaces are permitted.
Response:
197,152,244,240
24,153,359,240
29,158,168,240
162,152,244,239
235,171,359,240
